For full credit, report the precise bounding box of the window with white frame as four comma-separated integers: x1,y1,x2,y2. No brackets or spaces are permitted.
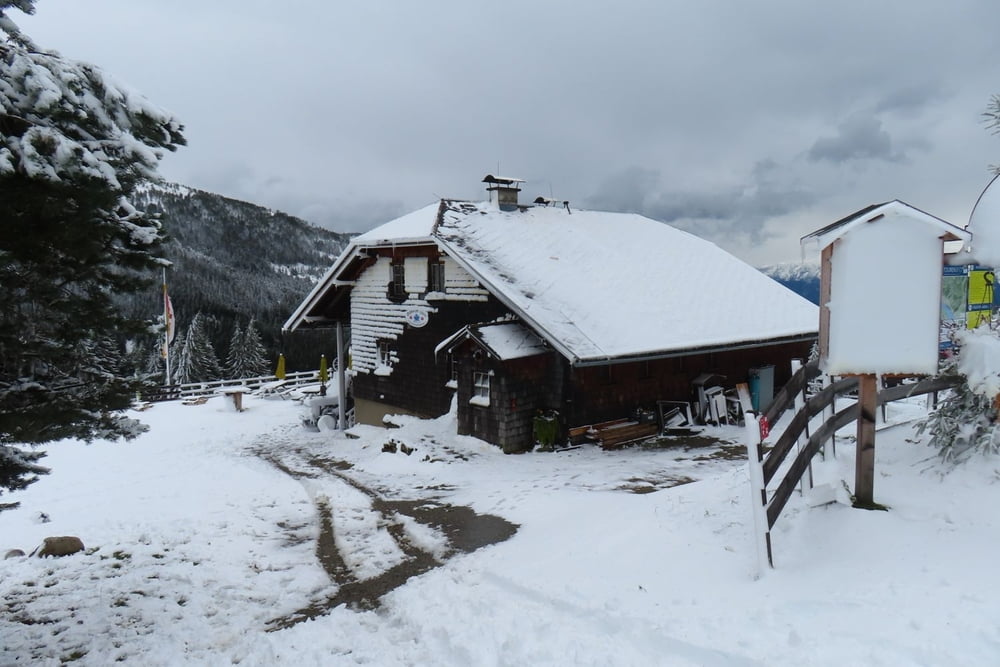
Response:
378,341,391,367
472,371,490,405
444,354,459,389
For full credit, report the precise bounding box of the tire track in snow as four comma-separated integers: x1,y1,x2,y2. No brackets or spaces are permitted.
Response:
253,442,517,628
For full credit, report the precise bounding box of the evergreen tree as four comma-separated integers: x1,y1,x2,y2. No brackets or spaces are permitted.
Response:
226,318,269,379
0,1,185,493
169,331,189,385
918,326,1000,462
225,323,244,379
172,313,222,384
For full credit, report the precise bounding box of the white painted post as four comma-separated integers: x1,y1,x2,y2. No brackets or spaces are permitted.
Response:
744,410,771,577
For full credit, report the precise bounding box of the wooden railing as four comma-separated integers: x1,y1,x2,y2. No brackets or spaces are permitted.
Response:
142,370,321,403
745,361,959,572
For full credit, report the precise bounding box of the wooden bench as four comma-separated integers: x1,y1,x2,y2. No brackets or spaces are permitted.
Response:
219,386,249,412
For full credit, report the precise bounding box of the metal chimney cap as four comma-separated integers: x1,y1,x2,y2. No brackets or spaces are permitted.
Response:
482,174,525,186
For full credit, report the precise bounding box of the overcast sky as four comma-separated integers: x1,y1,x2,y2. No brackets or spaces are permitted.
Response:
15,1,1000,265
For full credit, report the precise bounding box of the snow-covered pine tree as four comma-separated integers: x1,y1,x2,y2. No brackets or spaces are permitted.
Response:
172,313,222,384
226,319,269,380
0,1,185,492
918,325,1000,461
225,323,244,380
243,319,270,378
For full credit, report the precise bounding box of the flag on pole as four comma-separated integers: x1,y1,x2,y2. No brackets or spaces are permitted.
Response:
164,293,176,344
161,286,176,358
161,269,175,386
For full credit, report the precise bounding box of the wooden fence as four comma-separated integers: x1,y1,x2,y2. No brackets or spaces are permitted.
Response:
745,360,959,573
142,370,321,403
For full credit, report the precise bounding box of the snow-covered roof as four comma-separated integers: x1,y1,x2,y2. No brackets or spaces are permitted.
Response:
436,321,549,361
434,201,817,363
288,199,819,362
352,201,440,245
801,200,969,250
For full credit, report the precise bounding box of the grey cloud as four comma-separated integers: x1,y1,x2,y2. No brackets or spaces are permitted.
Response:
808,114,903,164
585,162,816,248
583,166,661,214
875,84,947,116
18,0,999,266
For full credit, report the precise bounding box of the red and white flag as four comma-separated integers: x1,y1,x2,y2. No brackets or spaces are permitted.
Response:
164,292,176,345
161,281,176,360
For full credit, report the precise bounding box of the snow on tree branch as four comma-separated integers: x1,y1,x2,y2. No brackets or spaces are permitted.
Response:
1,3,185,190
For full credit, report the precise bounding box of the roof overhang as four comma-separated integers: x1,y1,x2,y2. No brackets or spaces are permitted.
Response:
435,321,549,362
283,238,435,332
570,331,818,368
801,200,971,251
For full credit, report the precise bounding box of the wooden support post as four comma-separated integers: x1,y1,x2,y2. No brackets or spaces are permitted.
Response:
336,322,347,432
854,373,878,508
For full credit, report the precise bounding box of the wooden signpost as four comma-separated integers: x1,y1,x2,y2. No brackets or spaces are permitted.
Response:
801,201,970,509
854,374,877,507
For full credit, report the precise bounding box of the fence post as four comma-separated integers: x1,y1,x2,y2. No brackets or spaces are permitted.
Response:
823,374,836,457
744,408,772,576
790,359,812,492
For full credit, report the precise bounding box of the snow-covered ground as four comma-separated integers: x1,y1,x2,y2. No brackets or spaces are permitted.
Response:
2,394,999,665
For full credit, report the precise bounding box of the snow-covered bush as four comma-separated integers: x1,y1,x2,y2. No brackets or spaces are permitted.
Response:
917,326,1000,461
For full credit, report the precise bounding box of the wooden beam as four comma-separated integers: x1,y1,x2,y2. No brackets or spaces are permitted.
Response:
767,401,859,528
762,375,857,485
818,244,833,363
854,374,878,508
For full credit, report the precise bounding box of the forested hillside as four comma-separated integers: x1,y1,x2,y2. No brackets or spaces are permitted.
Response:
126,183,352,376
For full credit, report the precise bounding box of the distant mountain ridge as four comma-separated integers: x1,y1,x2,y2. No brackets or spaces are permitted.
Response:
759,262,821,304
126,183,352,372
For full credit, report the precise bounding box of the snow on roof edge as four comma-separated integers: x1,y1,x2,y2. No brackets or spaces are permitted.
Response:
802,200,970,250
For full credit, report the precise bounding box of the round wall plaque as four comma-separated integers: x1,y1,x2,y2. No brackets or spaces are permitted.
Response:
405,310,429,328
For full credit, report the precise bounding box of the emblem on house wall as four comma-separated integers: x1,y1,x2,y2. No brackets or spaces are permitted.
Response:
405,310,429,328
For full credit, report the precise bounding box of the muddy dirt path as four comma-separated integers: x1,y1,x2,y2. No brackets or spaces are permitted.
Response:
255,446,517,629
